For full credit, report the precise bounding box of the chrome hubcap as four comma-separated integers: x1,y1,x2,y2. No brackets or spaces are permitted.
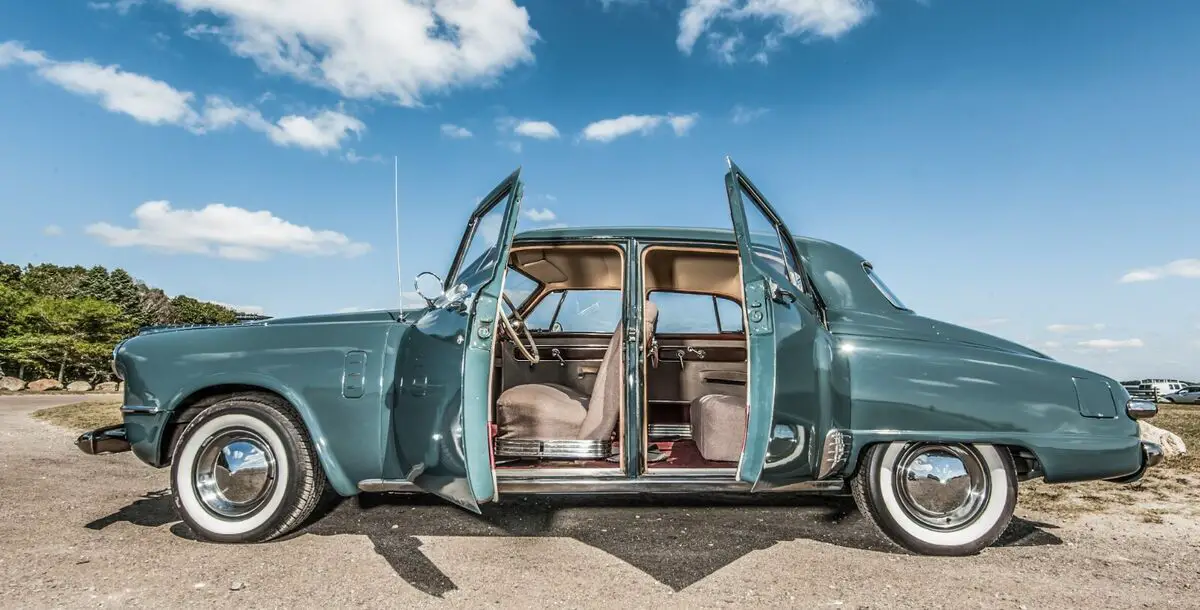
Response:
193,430,276,519
893,443,989,531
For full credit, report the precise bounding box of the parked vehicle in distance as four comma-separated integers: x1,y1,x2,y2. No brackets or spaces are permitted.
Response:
74,160,1164,556
1163,386,1200,405
1138,379,1189,400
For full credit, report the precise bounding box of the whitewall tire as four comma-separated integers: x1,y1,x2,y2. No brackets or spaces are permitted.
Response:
170,394,326,543
851,441,1016,555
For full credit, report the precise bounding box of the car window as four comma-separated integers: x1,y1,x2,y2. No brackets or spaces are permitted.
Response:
863,262,909,311
502,266,539,312
738,181,803,290
649,291,744,334
525,290,622,333
446,197,508,291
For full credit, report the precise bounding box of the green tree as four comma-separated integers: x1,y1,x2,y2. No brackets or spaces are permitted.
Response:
167,296,238,325
19,263,88,299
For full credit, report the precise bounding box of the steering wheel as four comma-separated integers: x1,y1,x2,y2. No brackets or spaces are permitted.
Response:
498,293,540,364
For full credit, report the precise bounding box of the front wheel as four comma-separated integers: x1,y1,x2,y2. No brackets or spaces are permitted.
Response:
851,441,1016,555
170,394,326,543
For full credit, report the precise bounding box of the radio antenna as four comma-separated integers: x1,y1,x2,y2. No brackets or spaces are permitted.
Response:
393,155,403,309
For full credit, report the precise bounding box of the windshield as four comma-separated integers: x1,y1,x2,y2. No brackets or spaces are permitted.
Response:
863,262,909,311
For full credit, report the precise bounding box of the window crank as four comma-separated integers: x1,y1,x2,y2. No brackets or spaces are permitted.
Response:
551,347,565,367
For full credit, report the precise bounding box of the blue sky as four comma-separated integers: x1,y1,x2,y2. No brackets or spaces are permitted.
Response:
1,0,1198,380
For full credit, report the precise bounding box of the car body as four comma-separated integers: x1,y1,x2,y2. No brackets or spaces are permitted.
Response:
1163,386,1200,404
77,162,1164,555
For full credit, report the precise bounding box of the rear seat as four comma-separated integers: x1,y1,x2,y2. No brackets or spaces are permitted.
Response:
688,394,746,462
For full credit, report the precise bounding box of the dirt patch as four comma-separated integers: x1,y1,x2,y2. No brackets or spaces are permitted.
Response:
1021,404,1199,520
31,398,122,430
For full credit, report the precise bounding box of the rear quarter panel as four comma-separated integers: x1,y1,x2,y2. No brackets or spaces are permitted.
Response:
118,319,404,495
833,328,1142,483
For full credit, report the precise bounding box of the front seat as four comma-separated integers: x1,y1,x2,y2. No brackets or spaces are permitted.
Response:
494,302,659,457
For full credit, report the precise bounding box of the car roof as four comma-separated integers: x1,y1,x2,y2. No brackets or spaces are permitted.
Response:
515,225,831,249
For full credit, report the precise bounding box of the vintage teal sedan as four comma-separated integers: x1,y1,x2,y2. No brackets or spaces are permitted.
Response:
77,161,1163,555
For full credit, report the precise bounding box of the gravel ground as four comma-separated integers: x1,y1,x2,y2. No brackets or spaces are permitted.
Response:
2,395,1198,608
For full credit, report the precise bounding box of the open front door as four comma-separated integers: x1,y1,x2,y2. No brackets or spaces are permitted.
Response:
724,159,837,489
392,169,523,512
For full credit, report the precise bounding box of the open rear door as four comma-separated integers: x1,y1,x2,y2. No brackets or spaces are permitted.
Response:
724,159,837,489
392,169,523,511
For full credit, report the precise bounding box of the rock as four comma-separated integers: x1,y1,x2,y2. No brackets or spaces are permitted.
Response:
230,582,244,591
26,379,63,392
1139,421,1188,458
94,381,119,393
66,381,91,392
0,376,24,391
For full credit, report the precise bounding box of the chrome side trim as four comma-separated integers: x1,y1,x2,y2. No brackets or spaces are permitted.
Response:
817,429,851,479
648,423,692,439
494,438,611,459
358,474,845,495
119,404,164,415
1126,399,1158,420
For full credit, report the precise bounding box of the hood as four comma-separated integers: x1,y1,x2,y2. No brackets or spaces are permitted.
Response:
828,311,1049,360
258,309,401,326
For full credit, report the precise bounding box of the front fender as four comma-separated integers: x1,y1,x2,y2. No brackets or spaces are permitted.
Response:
159,372,358,496
117,321,398,497
836,334,1141,483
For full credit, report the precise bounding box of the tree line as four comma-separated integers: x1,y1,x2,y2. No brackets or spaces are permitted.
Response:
0,261,244,383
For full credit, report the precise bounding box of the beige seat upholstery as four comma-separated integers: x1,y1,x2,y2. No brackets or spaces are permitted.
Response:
496,302,659,443
689,393,746,462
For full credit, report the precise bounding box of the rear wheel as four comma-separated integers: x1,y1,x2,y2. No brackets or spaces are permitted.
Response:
851,441,1016,555
170,394,326,543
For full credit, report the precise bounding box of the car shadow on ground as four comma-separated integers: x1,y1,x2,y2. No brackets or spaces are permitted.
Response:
87,490,1061,597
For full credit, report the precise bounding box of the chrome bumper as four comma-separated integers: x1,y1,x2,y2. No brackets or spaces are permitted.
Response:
1107,441,1164,484
76,424,131,455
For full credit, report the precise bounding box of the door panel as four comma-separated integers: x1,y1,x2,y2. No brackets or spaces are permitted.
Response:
392,169,523,512
724,160,835,488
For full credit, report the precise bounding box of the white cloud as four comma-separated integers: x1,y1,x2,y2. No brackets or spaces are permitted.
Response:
731,104,768,124
86,200,370,260
513,120,560,140
184,23,223,39
42,225,63,236
0,41,362,152
544,194,557,202
1119,259,1200,283
163,0,538,106
344,149,384,164
205,300,265,315
581,112,700,143
668,113,699,136
1077,338,1145,350
1047,323,1106,334
677,0,875,62
497,117,560,140
523,208,557,222
88,0,144,14
440,123,473,139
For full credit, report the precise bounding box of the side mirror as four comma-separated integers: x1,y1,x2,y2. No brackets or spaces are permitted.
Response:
414,272,444,307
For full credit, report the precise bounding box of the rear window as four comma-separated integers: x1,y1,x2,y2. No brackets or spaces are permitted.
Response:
649,291,743,334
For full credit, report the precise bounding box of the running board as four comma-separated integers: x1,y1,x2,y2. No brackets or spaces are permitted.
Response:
358,472,845,495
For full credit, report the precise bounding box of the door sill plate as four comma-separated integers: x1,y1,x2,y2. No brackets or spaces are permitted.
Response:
358,472,844,495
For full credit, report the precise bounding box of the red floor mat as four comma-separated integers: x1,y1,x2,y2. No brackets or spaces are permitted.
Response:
649,439,736,469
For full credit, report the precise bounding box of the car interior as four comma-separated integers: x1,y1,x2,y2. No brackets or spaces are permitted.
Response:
490,242,748,474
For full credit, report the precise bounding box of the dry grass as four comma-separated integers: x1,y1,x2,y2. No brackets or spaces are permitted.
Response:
1021,404,1200,519
31,399,122,430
